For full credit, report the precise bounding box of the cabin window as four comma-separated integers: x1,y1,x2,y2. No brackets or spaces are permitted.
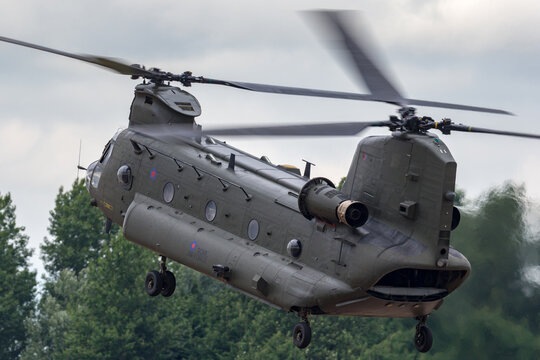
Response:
163,183,175,203
287,239,302,258
117,165,132,190
205,200,217,221
247,219,259,240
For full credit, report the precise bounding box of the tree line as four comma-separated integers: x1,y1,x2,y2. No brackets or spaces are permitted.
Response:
1,179,539,359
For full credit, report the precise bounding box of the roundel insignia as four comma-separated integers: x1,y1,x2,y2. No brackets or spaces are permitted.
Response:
190,241,197,250
150,168,157,180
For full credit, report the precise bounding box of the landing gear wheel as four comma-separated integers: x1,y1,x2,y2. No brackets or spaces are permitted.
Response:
414,325,433,353
293,322,312,349
145,270,162,297
161,270,176,297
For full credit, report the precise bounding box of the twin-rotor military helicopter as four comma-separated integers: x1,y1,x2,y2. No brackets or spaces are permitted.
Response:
2,11,539,353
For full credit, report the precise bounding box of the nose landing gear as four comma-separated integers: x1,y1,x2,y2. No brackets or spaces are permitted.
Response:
292,309,312,349
414,315,433,353
145,256,176,297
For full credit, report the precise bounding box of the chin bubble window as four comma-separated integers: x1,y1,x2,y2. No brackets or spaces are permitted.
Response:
205,200,217,221
247,219,259,240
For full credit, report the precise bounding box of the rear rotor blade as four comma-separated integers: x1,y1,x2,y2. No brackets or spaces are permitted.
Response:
407,98,513,115
310,10,405,105
0,35,153,77
304,11,512,115
446,124,540,139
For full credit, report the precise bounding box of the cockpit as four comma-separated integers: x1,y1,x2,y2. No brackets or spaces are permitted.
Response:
85,130,121,192
85,160,101,191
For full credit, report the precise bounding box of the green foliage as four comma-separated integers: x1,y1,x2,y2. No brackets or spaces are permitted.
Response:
59,235,192,359
454,189,466,207
0,192,36,359
21,269,86,360
41,179,115,277
425,182,540,359
337,177,346,191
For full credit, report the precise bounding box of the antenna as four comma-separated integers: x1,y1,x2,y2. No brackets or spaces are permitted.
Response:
76,139,86,179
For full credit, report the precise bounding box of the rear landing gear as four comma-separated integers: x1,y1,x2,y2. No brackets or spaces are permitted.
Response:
414,315,433,353
145,256,176,297
293,309,312,349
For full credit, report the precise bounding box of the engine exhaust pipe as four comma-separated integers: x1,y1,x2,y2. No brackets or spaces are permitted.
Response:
298,177,368,228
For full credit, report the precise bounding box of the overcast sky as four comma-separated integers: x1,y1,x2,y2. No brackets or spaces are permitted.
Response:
0,0,539,278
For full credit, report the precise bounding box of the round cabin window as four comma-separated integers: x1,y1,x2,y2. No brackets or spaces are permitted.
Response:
247,219,259,240
205,200,217,221
116,165,132,189
163,182,175,203
287,239,302,258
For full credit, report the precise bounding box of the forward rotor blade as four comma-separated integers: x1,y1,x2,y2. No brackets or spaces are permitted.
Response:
0,35,152,77
132,121,391,140
204,121,391,137
198,77,379,102
446,124,540,139
308,10,405,105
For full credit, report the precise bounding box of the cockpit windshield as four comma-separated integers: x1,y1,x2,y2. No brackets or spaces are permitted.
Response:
91,164,103,189
85,160,98,190
86,131,122,192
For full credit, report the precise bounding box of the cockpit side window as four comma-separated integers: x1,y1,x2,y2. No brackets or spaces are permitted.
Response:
99,140,114,164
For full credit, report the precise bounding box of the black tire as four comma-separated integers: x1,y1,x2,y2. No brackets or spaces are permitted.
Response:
145,270,162,297
161,270,176,297
414,325,433,353
293,322,312,349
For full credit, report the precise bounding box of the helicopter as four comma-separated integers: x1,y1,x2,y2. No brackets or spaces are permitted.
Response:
1,10,539,353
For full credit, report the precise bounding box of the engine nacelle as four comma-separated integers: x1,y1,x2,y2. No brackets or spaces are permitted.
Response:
298,177,369,228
